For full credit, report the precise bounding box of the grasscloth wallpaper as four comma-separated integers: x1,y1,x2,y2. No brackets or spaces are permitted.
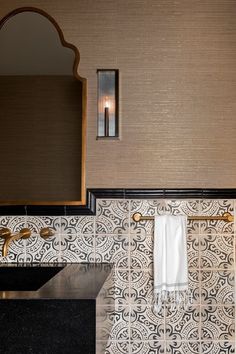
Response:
0,0,236,189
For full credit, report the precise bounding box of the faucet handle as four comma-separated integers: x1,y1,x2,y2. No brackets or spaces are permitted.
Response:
0,228,11,239
40,227,55,239
19,228,31,239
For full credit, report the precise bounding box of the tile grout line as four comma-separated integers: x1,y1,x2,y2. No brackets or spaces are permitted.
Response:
58,216,62,262
24,215,28,262
164,199,168,354
93,215,96,263
234,200,236,352
198,201,202,351
128,200,131,354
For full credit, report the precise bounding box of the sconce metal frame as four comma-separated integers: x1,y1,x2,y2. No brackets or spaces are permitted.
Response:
97,69,119,138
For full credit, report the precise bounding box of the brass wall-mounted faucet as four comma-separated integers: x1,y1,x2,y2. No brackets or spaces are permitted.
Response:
0,227,55,257
0,227,31,257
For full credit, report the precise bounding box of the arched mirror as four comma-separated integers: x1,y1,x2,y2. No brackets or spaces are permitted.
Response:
0,7,86,206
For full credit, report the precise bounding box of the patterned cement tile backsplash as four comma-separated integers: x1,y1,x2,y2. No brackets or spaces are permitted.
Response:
130,305,165,341
61,233,95,263
199,200,234,234
200,234,234,269
26,216,61,234
25,233,61,263
201,270,234,305
130,268,154,305
187,233,200,268
166,341,201,354
96,200,130,234
61,215,95,234
201,306,235,341
201,341,235,354
95,234,129,268
165,306,200,341
130,233,153,269
0,198,235,353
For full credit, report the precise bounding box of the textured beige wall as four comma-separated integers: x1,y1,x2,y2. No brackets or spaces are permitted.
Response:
1,0,236,188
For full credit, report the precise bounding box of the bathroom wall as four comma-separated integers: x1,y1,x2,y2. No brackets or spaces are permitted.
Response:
0,1,235,352
0,198,234,353
1,0,236,188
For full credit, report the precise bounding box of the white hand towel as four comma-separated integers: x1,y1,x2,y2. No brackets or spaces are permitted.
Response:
154,214,191,312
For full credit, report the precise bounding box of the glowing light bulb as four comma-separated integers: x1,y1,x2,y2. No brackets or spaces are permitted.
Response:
104,97,110,108
104,97,110,137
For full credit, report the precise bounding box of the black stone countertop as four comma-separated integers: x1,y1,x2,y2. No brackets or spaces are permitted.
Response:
0,263,113,300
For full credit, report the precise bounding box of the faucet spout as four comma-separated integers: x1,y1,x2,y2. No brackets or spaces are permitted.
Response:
0,228,31,257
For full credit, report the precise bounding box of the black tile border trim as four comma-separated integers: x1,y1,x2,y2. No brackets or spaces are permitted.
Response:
0,188,236,216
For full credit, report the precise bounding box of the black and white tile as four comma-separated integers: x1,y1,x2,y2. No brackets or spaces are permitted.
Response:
187,233,200,269
130,233,153,269
107,268,130,305
201,270,234,305
130,199,166,235
166,306,200,341
164,200,199,216
95,234,129,268
130,305,165,341
201,306,235,340
106,306,130,341
61,233,94,262
201,341,235,354
104,339,130,354
96,200,129,234
166,341,200,354
189,271,200,305
130,341,165,354
26,216,60,234
25,216,61,262
61,215,94,235
200,234,234,269
25,233,61,263
199,200,234,234
130,269,154,305
0,198,235,353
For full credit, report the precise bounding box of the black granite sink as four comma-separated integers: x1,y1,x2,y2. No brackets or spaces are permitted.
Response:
0,264,64,291
0,263,113,354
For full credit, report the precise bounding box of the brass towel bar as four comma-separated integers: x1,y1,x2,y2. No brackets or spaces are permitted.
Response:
132,212,234,223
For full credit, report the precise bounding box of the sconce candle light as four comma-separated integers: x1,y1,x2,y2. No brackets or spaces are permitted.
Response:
104,97,110,137
97,69,119,138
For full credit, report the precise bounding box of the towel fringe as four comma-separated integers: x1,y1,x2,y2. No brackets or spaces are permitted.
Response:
154,289,192,314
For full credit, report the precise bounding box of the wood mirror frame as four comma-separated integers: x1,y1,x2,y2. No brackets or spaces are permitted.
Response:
0,7,86,207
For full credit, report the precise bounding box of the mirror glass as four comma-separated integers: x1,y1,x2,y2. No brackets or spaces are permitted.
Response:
0,9,85,205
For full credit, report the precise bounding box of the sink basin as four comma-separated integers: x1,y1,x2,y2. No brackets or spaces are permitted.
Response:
0,265,64,291
0,263,113,354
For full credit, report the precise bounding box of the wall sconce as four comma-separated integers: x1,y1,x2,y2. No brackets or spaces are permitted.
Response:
97,69,119,138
